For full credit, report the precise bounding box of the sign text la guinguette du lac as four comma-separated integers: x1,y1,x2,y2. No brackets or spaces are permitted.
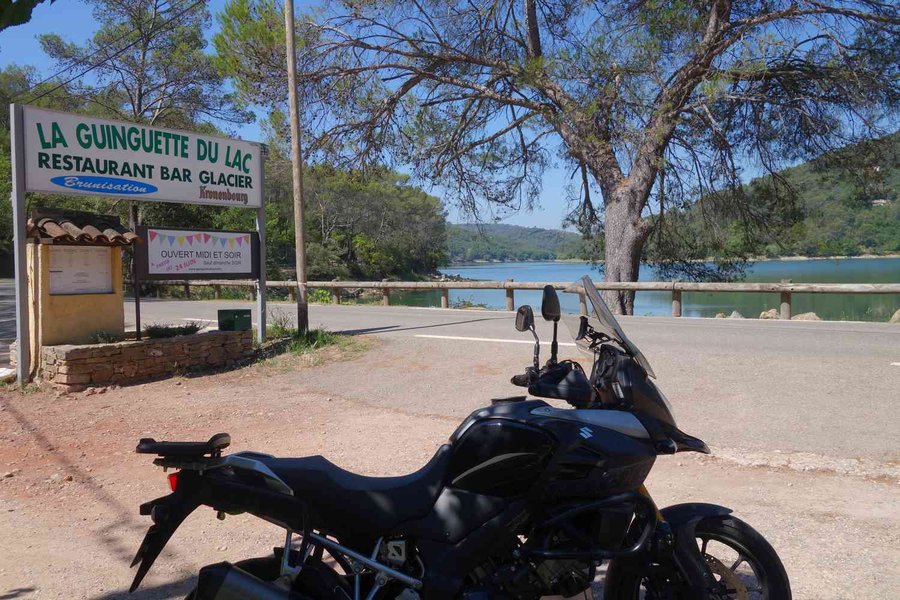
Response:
22,107,263,208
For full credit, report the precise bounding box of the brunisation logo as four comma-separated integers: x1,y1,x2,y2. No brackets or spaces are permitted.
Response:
50,175,157,195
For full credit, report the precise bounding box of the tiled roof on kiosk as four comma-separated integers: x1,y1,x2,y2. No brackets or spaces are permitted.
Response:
27,211,141,246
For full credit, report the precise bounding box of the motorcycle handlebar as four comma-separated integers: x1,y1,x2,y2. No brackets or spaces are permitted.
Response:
510,372,531,387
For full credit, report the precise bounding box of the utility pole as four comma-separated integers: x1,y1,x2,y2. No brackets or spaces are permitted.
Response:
284,0,309,332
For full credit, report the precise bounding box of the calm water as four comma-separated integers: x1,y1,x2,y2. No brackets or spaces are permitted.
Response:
385,258,900,321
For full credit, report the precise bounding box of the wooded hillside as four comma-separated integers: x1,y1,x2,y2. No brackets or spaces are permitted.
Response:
447,223,585,263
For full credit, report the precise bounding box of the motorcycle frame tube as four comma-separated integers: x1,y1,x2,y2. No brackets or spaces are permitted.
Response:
307,532,423,590
520,490,658,560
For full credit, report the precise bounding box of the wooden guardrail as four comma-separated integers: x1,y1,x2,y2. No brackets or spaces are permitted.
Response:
145,279,900,320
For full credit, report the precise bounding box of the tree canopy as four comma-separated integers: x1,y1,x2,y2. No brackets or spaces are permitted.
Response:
286,0,898,312
0,0,53,32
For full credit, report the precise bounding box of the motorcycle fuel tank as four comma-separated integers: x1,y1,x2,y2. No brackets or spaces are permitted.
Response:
448,399,655,499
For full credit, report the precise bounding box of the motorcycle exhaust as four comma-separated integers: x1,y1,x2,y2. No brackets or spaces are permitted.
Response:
195,562,304,600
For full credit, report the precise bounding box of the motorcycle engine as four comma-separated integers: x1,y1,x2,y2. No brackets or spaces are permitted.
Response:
533,558,595,597
466,536,594,600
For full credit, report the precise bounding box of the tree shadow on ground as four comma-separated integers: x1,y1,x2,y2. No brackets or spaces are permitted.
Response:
87,575,195,600
0,588,37,599
1,402,198,591
338,315,508,337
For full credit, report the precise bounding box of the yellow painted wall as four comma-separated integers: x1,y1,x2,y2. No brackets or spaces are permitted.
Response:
28,242,125,350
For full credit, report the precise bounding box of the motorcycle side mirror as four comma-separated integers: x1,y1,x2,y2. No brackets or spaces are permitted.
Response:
576,315,589,340
541,285,562,366
541,285,561,322
515,305,535,332
515,305,541,370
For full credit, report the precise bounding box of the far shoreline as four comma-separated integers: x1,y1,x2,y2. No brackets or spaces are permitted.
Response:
445,253,900,267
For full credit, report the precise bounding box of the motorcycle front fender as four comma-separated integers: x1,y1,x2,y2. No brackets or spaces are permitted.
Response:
666,504,733,600
604,503,733,600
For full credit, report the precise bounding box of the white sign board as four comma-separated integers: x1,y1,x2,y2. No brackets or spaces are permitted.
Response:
22,106,263,208
49,246,113,295
143,228,257,278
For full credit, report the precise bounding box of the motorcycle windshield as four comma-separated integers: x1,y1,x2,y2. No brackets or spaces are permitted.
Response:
564,276,656,378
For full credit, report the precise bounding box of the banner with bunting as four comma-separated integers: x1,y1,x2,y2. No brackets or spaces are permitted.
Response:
136,226,260,281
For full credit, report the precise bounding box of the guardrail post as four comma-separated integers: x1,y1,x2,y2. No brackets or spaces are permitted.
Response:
183,283,190,298
780,279,792,320
382,288,390,306
578,292,588,316
441,289,449,309
213,284,221,300
331,287,341,304
250,286,257,301
505,287,515,311
780,292,792,320
289,286,296,301
672,289,682,317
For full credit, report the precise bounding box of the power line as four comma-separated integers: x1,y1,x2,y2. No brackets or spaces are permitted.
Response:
20,0,205,104
17,0,173,101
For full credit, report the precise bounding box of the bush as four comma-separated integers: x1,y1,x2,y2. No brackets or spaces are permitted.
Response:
144,322,204,339
309,288,331,304
89,331,124,344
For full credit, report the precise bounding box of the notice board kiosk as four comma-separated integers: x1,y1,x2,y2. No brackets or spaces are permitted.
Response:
22,211,140,374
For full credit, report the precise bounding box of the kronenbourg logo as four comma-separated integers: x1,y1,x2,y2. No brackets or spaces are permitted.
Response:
50,175,157,195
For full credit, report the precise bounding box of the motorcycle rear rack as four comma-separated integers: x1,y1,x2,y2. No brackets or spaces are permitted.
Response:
136,432,231,458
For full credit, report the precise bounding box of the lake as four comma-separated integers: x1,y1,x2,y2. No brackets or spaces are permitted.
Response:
385,258,900,321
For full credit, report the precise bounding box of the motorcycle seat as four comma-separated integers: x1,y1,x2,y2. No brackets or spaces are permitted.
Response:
258,445,451,541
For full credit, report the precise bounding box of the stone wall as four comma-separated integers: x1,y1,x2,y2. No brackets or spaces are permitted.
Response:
41,330,254,391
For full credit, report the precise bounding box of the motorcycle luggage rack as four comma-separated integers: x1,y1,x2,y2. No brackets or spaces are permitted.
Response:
136,433,231,458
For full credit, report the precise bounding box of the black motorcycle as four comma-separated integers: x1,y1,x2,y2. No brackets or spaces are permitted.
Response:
130,276,790,600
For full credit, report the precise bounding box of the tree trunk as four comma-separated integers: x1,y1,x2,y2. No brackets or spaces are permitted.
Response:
602,192,645,315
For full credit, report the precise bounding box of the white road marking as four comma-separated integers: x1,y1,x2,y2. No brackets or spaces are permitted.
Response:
415,334,577,347
891,362,900,367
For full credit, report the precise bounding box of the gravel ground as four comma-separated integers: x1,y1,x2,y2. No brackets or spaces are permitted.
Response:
1,338,898,600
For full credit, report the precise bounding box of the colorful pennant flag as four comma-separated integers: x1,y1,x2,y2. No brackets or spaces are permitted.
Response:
149,230,158,242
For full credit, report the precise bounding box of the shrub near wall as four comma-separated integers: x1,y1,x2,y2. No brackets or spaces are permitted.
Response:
41,330,254,391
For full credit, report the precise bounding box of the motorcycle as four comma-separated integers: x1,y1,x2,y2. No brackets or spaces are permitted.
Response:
130,276,790,600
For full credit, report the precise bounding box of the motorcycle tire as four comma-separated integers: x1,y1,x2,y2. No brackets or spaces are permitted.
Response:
604,514,791,600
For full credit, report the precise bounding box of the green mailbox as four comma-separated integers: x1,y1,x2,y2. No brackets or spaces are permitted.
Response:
218,309,252,331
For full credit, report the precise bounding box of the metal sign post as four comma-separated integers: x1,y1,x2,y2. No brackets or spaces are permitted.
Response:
256,206,267,344
10,105,30,386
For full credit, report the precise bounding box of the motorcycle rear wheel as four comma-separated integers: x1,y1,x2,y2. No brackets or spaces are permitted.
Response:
604,515,791,600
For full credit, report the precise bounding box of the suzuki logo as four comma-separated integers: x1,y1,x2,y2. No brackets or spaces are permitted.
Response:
579,426,593,439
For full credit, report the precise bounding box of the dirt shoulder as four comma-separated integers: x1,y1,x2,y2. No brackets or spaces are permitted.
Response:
1,339,897,600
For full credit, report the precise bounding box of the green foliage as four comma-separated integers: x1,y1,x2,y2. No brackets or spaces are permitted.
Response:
308,288,331,303
266,309,294,338
0,0,53,32
451,296,488,309
144,322,204,338
646,131,900,266
284,329,341,355
213,0,286,105
89,331,125,343
447,224,586,263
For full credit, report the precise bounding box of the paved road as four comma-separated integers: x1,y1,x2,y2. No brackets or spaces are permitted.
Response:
3,289,898,462
125,298,900,463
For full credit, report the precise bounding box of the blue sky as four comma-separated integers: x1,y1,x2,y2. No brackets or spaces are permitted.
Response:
0,0,574,228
